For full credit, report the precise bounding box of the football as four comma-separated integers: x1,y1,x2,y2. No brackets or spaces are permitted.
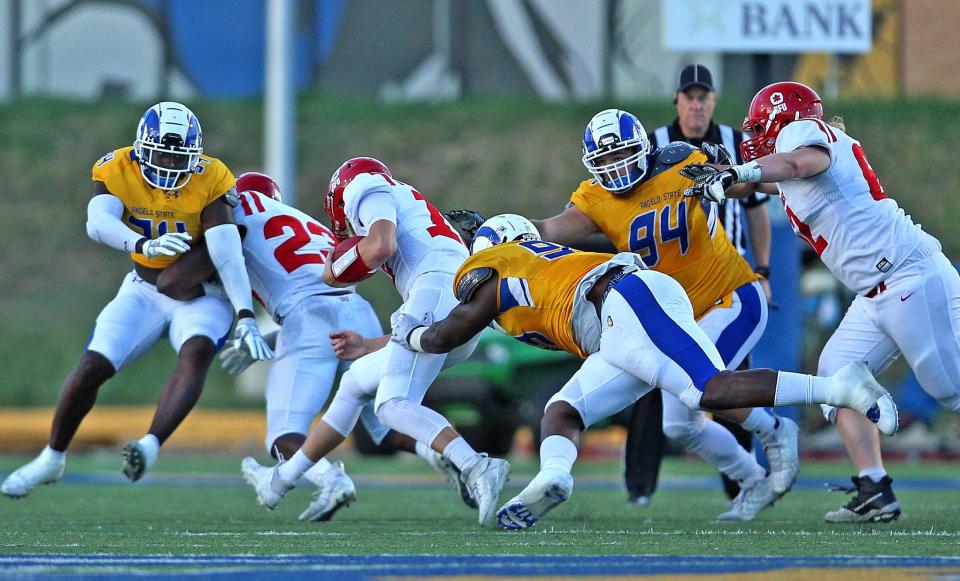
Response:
330,236,377,282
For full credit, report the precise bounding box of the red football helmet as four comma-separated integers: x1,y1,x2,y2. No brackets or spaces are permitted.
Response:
236,171,282,202
740,81,824,161
325,157,392,240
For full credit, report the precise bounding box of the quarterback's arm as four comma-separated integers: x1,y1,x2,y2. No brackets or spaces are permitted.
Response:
201,191,255,317
411,276,499,354
86,182,148,254
323,219,397,287
531,204,599,247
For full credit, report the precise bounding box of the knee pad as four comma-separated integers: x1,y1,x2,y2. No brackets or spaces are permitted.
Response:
662,419,704,447
375,396,449,445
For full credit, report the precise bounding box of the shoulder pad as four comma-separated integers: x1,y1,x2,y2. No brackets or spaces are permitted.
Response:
456,267,495,302
644,142,698,183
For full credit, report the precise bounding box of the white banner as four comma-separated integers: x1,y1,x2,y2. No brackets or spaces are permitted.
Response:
663,0,872,54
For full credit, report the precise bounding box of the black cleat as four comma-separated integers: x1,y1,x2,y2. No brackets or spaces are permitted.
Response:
825,475,901,523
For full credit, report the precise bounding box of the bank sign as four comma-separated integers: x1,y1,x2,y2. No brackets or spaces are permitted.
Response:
663,0,872,54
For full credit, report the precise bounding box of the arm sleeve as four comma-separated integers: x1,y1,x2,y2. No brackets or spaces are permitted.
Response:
356,191,398,229
86,194,145,254
205,223,253,314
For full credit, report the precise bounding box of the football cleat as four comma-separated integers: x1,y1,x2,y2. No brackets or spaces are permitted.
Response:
497,469,573,530
1,453,65,498
628,494,652,508
716,476,779,521
427,451,477,509
829,362,899,435
825,476,901,523
121,440,152,482
763,416,800,496
299,461,357,522
241,457,294,510
464,454,510,527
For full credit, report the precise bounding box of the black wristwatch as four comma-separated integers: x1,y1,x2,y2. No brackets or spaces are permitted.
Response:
754,265,771,279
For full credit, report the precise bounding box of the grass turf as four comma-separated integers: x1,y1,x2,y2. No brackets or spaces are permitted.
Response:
0,452,957,556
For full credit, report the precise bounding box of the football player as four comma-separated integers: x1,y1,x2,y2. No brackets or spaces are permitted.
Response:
682,81,960,523
156,171,471,520
473,109,796,520
1,102,272,499
390,213,899,530
241,157,509,526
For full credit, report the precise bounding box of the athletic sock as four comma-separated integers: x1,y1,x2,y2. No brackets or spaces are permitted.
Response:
539,435,578,474
415,441,435,462
138,434,160,469
302,457,334,486
774,371,830,406
40,445,65,463
277,449,316,483
859,467,887,483
442,437,481,475
741,409,779,444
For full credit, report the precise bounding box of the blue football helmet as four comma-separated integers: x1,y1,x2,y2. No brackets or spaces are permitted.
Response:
471,214,541,254
581,109,650,194
134,102,203,190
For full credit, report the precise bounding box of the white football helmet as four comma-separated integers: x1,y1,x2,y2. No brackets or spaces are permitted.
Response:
581,108,650,194
134,102,203,190
471,214,541,254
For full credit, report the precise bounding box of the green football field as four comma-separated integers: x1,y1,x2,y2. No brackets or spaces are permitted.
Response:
1,451,958,559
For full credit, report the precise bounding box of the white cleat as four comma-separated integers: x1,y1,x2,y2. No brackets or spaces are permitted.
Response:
830,362,899,435
497,469,573,530
427,451,477,509
241,456,294,510
299,461,357,522
464,455,510,527
1,454,65,499
763,416,800,496
716,476,779,522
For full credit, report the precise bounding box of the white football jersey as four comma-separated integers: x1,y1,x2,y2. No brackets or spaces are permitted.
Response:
233,191,345,320
342,173,468,299
775,119,940,294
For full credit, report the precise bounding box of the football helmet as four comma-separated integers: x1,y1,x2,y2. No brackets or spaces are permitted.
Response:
581,109,650,194
133,102,203,190
471,213,541,254
325,157,392,241
741,81,824,161
236,171,282,202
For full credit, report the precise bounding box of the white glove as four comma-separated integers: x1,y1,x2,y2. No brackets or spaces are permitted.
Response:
680,164,733,204
233,317,274,361
390,311,433,351
219,343,255,375
142,232,192,259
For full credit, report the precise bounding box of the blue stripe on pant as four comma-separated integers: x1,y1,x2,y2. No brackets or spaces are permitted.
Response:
715,283,763,367
613,274,719,392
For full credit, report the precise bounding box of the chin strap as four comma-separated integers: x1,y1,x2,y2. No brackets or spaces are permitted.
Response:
331,243,375,283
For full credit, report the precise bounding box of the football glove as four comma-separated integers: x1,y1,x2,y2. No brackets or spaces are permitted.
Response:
680,164,735,204
219,343,255,375
142,232,192,259
444,210,487,238
233,316,274,361
390,311,433,351
699,142,735,166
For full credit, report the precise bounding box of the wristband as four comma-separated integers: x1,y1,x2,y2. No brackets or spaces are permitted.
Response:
754,265,771,278
407,326,427,352
732,161,762,183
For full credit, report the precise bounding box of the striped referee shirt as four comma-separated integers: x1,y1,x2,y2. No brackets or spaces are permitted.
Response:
649,120,769,257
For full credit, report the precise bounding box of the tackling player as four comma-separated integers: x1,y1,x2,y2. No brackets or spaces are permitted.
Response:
1,102,272,499
499,108,795,520
682,81,960,523
241,157,509,526
389,213,898,530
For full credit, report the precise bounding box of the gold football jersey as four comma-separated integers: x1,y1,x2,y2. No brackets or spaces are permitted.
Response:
454,241,610,358
91,146,235,269
570,148,757,317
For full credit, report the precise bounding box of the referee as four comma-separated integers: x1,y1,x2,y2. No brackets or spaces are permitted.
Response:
623,64,774,506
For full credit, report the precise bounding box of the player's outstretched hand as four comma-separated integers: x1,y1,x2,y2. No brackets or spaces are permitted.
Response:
390,312,433,351
233,317,274,361
219,344,255,375
331,330,368,361
680,164,732,203
142,232,193,259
